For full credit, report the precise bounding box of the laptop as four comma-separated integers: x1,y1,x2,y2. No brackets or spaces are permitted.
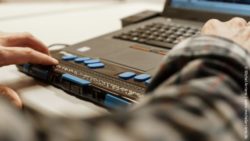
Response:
18,0,250,109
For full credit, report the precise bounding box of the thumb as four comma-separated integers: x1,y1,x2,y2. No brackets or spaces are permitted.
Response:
0,85,22,108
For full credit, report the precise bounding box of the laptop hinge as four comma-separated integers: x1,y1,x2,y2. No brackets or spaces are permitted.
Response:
121,10,160,27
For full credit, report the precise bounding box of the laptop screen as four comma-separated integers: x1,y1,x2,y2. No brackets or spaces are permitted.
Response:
170,0,250,16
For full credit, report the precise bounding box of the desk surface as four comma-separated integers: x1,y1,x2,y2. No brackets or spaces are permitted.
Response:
0,0,163,118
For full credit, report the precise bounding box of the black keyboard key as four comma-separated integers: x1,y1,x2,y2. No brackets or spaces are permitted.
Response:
152,31,160,36
183,33,192,37
159,28,166,33
166,30,174,34
160,33,168,38
132,37,139,41
164,38,173,43
175,31,183,36
131,32,139,36
156,37,164,41
186,29,197,34
137,27,146,31
114,22,200,49
145,30,151,34
149,27,158,31
147,35,155,40
178,28,186,32
168,34,177,39
169,26,178,31
153,23,164,28
173,40,179,44
140,34,148,38
120,35,129,40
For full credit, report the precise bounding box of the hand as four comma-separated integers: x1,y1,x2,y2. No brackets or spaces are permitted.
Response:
0,32,59,108
201,17,250,51
0,85,22,108
0,32,58,66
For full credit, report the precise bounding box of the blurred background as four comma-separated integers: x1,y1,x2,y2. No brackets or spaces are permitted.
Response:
0,0,165,45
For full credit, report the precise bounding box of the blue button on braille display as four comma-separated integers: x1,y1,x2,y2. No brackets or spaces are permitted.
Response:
87,63,105,69
104,94,131,109
145,79,152,86
119,72,136,80
74,57,91,63
134,74,151,82
62,73,90,86
84,59,100,64
62,55,77,61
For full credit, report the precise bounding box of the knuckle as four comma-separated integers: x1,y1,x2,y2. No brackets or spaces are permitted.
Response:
207,19,220,24
232,17,245,22
24,48,34,55
22,32,34,40
203,19,220,28
231,17,247,25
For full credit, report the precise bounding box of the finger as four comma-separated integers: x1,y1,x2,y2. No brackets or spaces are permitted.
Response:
203,19,222,28
240,26,250,39
0,46,58,66
225,17,247,28
233,26,250,50
0,85,22,108
0,32,49,55
201,19,222,34
240,26,250,42
247,21,250,26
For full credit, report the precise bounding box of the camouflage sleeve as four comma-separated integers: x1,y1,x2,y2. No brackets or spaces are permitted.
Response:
44,35,249,141
0,35,249,141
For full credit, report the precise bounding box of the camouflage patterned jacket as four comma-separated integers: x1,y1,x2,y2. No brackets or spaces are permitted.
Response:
0,35,249,141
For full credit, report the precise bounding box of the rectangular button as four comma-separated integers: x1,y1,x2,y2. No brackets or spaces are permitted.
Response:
29,66,49,80
87,63,105,69
84,59,100,64
62,55,77,61
104,94,131,108
16,64,30,73
134,74,151,82
119,72,136,80
62,73,90,87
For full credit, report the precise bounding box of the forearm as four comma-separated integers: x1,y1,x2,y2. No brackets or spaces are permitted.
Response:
44,35,250,141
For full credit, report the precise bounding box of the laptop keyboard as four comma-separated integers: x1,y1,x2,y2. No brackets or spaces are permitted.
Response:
114,22,200,49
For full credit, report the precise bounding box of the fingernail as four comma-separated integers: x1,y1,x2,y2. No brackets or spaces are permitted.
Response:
51,58,59,64
12,100,22,109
